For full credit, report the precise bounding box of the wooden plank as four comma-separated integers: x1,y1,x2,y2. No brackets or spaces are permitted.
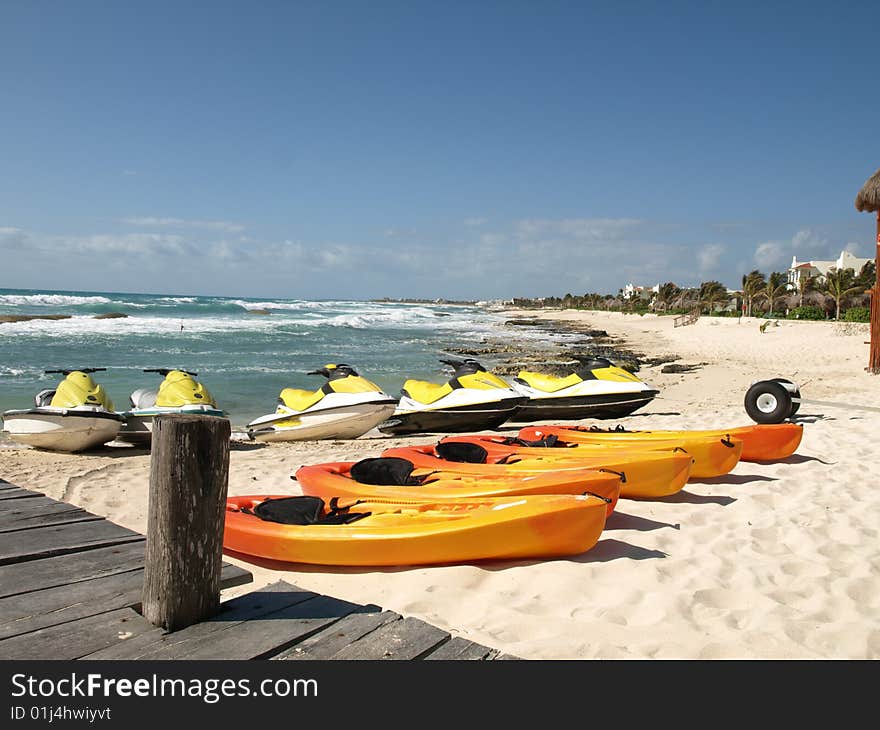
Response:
175,592,373,660
0,520,144,566
331,615,450,660
0,569,144,640
0,481,23,491
0,542,147,599
423,636,498,660
0,607,156,660
0,489,44,501
82,581,314,660
0,495,84,521
0,562,251,641
0,508,101,534
273,610,399,660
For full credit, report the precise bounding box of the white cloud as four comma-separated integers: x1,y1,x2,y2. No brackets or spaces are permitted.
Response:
515,217,642,241
121,217,245,233
698,243,725,273
754,229,830,271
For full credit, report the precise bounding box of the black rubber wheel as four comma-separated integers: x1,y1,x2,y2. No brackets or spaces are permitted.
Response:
744,380,793,424
768,378,801,417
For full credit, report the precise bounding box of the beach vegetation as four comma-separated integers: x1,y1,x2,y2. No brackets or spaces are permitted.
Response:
844,306,870,322
698,281,728,314
788,305,826,320
754,271,788,316
741,270,765,317
822,267,865,320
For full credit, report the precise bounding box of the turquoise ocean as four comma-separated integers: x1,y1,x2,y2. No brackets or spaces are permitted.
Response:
0,288,519,430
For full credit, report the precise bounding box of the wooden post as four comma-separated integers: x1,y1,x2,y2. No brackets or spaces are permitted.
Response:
870,212,880,374
142,414,231,631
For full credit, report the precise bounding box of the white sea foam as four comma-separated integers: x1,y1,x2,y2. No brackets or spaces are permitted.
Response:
230,299,330,311
0,294,113,306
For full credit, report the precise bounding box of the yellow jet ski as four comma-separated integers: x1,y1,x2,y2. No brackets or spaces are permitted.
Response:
508,357,659,421
246,363,397,442
116,368,227,445
378,358,527,436
1,368,124,452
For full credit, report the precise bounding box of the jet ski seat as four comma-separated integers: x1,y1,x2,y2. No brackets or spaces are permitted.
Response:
34,389,57,407
130,389,158,409
400,380,453,405
515,372,583,393
279,388,325,413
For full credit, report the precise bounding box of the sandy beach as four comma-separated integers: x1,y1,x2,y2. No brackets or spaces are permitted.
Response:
2,310,878,659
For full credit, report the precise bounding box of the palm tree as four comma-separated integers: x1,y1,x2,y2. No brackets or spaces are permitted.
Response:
741,270,765,317
823,268,864,320
699,281,728,315
855,260,876,290
652,282,681,312
796,273,816,308
754,271,788,316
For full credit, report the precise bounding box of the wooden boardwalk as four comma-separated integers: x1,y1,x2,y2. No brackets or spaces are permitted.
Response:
0,479,516,660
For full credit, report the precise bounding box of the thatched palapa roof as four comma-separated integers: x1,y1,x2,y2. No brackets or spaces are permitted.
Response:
855,167,880,213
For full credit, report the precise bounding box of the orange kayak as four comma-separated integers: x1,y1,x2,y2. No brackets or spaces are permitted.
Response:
516,426,743,478
295,458,621,514
517,423,802,462
225,492,608,565
435,436,693,499
361,447,622,514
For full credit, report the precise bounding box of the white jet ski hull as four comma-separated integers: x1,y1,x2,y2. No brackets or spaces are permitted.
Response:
508,380,659,421
115,405,227,446
378,388,527,436
247,395,397,442
1,408,124,452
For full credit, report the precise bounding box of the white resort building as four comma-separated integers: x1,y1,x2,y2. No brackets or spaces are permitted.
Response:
622,283,659,301
787,250,871,291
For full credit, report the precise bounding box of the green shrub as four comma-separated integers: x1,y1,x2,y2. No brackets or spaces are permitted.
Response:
787,305,825,320
844,306,870,322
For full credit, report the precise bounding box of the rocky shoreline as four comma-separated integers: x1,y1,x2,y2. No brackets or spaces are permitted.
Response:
443,313,688,376
0,312,129,324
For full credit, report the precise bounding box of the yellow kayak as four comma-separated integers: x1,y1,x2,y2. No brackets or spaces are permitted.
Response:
225,492,608,566
518,423,802,462
435,436,694,498
516,426,743,478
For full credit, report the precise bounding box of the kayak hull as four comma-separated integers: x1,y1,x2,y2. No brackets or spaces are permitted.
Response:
224,492,608,566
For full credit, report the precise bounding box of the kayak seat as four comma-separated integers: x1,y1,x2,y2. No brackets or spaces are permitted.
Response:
401,380,453,405
279,387,325,412
516,371,583,393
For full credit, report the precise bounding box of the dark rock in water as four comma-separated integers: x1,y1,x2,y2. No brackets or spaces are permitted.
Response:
661,363,703,374
92,312,128,319
0,314,72,323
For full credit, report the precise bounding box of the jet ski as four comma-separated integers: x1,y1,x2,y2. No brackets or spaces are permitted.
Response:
377,358,527,436
246,363,398,442
508,357,659,422
116,368,227,446
1,368,124,452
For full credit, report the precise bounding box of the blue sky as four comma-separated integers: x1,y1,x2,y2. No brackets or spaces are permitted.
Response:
1,1,877,300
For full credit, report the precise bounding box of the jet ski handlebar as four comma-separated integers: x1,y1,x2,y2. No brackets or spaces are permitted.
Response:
439,357,487,374
307,364,358,379
143,368,199,376
44,368,107,375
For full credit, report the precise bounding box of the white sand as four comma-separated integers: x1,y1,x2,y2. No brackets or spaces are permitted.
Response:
2,311,878,659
